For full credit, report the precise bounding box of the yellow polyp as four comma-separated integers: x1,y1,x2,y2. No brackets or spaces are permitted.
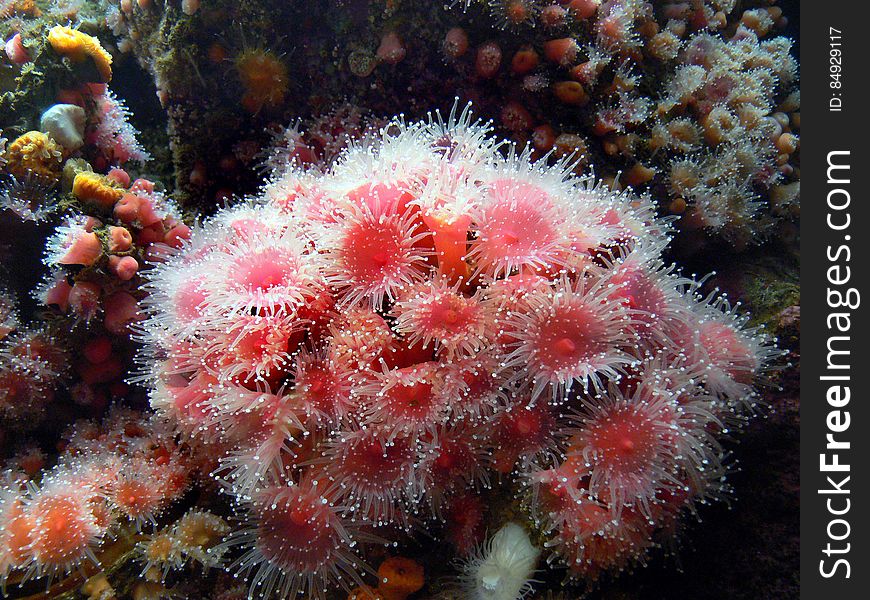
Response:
131,581,171,600
4,0,41,18
143,533,175,562
235,49,288,113
81,573,116,600
173,510,229,550
48,26,113,82
3,131,64,180
348,587,385,600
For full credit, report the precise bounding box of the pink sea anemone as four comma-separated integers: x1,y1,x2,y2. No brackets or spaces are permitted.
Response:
314,427,421,525
319,199,431,309
470,162,574,278
226,481,370,600
91,89,151,164
126,106,780,598
564,387,685,518
361,362,457,438
501,272,638,401
392,278,490,358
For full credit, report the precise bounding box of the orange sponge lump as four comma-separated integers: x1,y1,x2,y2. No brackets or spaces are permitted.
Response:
377,557,424,600
48,26,113,83
72,172,125,208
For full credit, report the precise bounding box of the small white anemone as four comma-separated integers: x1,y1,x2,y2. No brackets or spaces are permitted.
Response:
458,522,540,600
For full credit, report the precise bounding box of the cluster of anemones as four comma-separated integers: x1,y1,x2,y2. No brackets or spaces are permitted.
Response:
135,105,777,598
0,282,68,427
259,104,385,176
136,509,229,582
444,0,798,248
38,169,190,331
0,324,68,425
0,408,190,590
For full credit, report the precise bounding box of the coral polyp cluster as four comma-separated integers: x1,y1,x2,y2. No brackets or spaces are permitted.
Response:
447,0,799,248
125,106,779,597
2,131,63,181
0,325,68,425
0,409,189,592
